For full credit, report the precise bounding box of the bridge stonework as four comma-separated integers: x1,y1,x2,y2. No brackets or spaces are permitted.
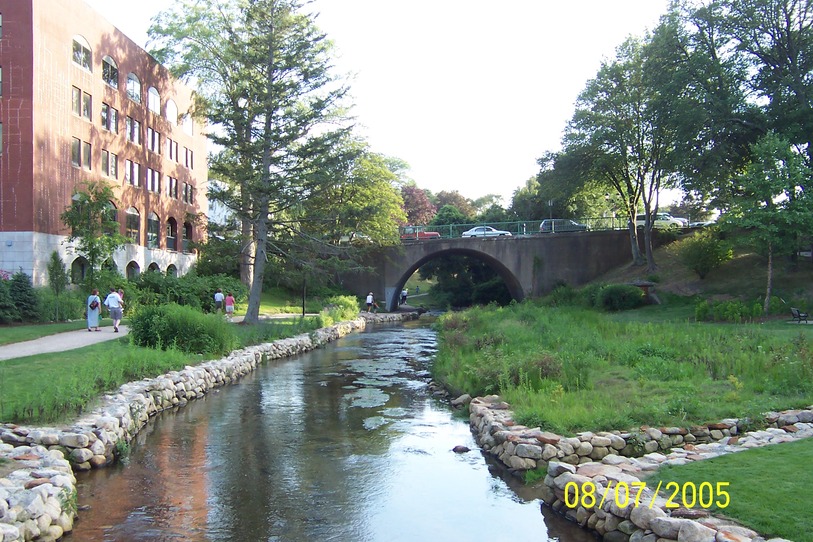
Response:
342,230,636,311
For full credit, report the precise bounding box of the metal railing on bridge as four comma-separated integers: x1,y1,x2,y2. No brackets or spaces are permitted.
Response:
399,216,628,240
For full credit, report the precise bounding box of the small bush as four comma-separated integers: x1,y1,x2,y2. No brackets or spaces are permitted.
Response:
579,283,607,307
543,284,579,307
129,303,238,355
678,231,733,279
597,284,646,311
9,270,41,322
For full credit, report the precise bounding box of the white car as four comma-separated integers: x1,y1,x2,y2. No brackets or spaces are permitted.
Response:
635,213,686,230
461,226,512,238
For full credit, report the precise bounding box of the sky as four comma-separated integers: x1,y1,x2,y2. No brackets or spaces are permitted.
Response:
84,0,671,205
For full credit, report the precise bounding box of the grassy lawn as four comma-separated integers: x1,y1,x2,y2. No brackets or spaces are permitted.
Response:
0,317,322,424
644,438,813,542
433,303,813,435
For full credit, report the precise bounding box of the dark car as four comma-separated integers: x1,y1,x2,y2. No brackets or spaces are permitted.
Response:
539,219,589,233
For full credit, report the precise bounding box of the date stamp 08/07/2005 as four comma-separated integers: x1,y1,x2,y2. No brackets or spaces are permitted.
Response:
563,481,731,511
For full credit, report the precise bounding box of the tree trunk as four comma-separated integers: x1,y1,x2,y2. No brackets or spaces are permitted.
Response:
626,211,645,266
763,242,773,315
644,227,657,272
240,217,254,287
244,214,268,324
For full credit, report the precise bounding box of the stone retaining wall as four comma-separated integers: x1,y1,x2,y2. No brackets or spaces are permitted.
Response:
0,312,417,542
468,395,812,542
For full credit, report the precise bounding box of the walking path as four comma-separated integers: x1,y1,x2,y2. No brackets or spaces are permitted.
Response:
0,325,130,361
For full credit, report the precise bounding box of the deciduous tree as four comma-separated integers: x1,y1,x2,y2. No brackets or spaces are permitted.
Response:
151,0,353,323
60,181,127,289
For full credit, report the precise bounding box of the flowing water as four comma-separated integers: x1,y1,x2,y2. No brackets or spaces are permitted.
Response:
69,321,595,542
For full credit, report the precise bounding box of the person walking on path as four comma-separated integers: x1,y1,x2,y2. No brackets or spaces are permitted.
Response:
104,287,124,332
224,292,235,321
366,292,375,312
214,288,225,313
86,288,102,332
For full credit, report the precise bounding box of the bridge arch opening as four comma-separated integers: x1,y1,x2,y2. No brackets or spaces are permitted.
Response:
386,247,525,312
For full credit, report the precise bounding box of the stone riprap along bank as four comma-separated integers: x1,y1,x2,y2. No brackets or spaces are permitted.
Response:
468,395,812,542
0,312,416,542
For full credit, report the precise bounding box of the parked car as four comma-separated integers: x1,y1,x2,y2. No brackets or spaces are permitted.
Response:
539,219,590,233
400,225,441,241
461,226,512,238
339,232,373,244
689,220,716,227
635,213,686,229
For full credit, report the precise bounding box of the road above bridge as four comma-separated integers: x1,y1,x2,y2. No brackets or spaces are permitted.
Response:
343,230,638,311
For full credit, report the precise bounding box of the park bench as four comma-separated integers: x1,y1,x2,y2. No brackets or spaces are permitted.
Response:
791,307,808,323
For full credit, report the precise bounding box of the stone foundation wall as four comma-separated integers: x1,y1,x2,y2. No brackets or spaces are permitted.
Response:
0,312,417,542
468,395,811,542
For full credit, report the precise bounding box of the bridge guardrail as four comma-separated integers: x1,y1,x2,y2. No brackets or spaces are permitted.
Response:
399,217,630,240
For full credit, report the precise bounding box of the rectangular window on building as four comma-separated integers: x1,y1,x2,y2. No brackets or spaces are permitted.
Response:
109,107,118,132
182,182,194,204
82,92,91,120
167,176,178,199
125,160,140,186
184,147,194,169
147,127,161,154
126,117,141,145
168,139,178,161
71,137,81,167
102,150,118,178
82,141,91,170
147,168,161,193
72,87,81,116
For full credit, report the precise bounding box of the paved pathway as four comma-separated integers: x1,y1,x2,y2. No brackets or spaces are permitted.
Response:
0,325,130,361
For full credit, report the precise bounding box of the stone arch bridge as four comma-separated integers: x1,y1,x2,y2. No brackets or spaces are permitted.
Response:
342,230,636,312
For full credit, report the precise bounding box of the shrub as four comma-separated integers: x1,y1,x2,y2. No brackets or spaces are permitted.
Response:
9,270,41,322
678,231,733,279
0,279,17,324
579,283,607,308
134,272,246,313
543,284,579,307
596,284,646,311
129,303,238,355
36,289,86,322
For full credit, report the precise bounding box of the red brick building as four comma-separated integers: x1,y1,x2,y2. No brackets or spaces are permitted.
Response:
0,0,208,285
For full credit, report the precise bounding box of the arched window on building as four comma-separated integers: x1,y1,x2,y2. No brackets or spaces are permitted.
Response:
126,73,141,103
70,256,89,284
102,259,118,273
102,56,118,88
125,207,140,244
72,35,91,71
147,262,160,272
166,264,178,277
148,87,161,114
147,212,160,248
126,261,141,281
166,99,178,125
183,221,193,253
166,217,178,251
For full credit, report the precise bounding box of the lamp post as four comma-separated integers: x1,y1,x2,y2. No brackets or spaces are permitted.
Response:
548,199,553,220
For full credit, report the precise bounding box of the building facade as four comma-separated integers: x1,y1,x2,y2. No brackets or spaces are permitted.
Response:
0,0,208,285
